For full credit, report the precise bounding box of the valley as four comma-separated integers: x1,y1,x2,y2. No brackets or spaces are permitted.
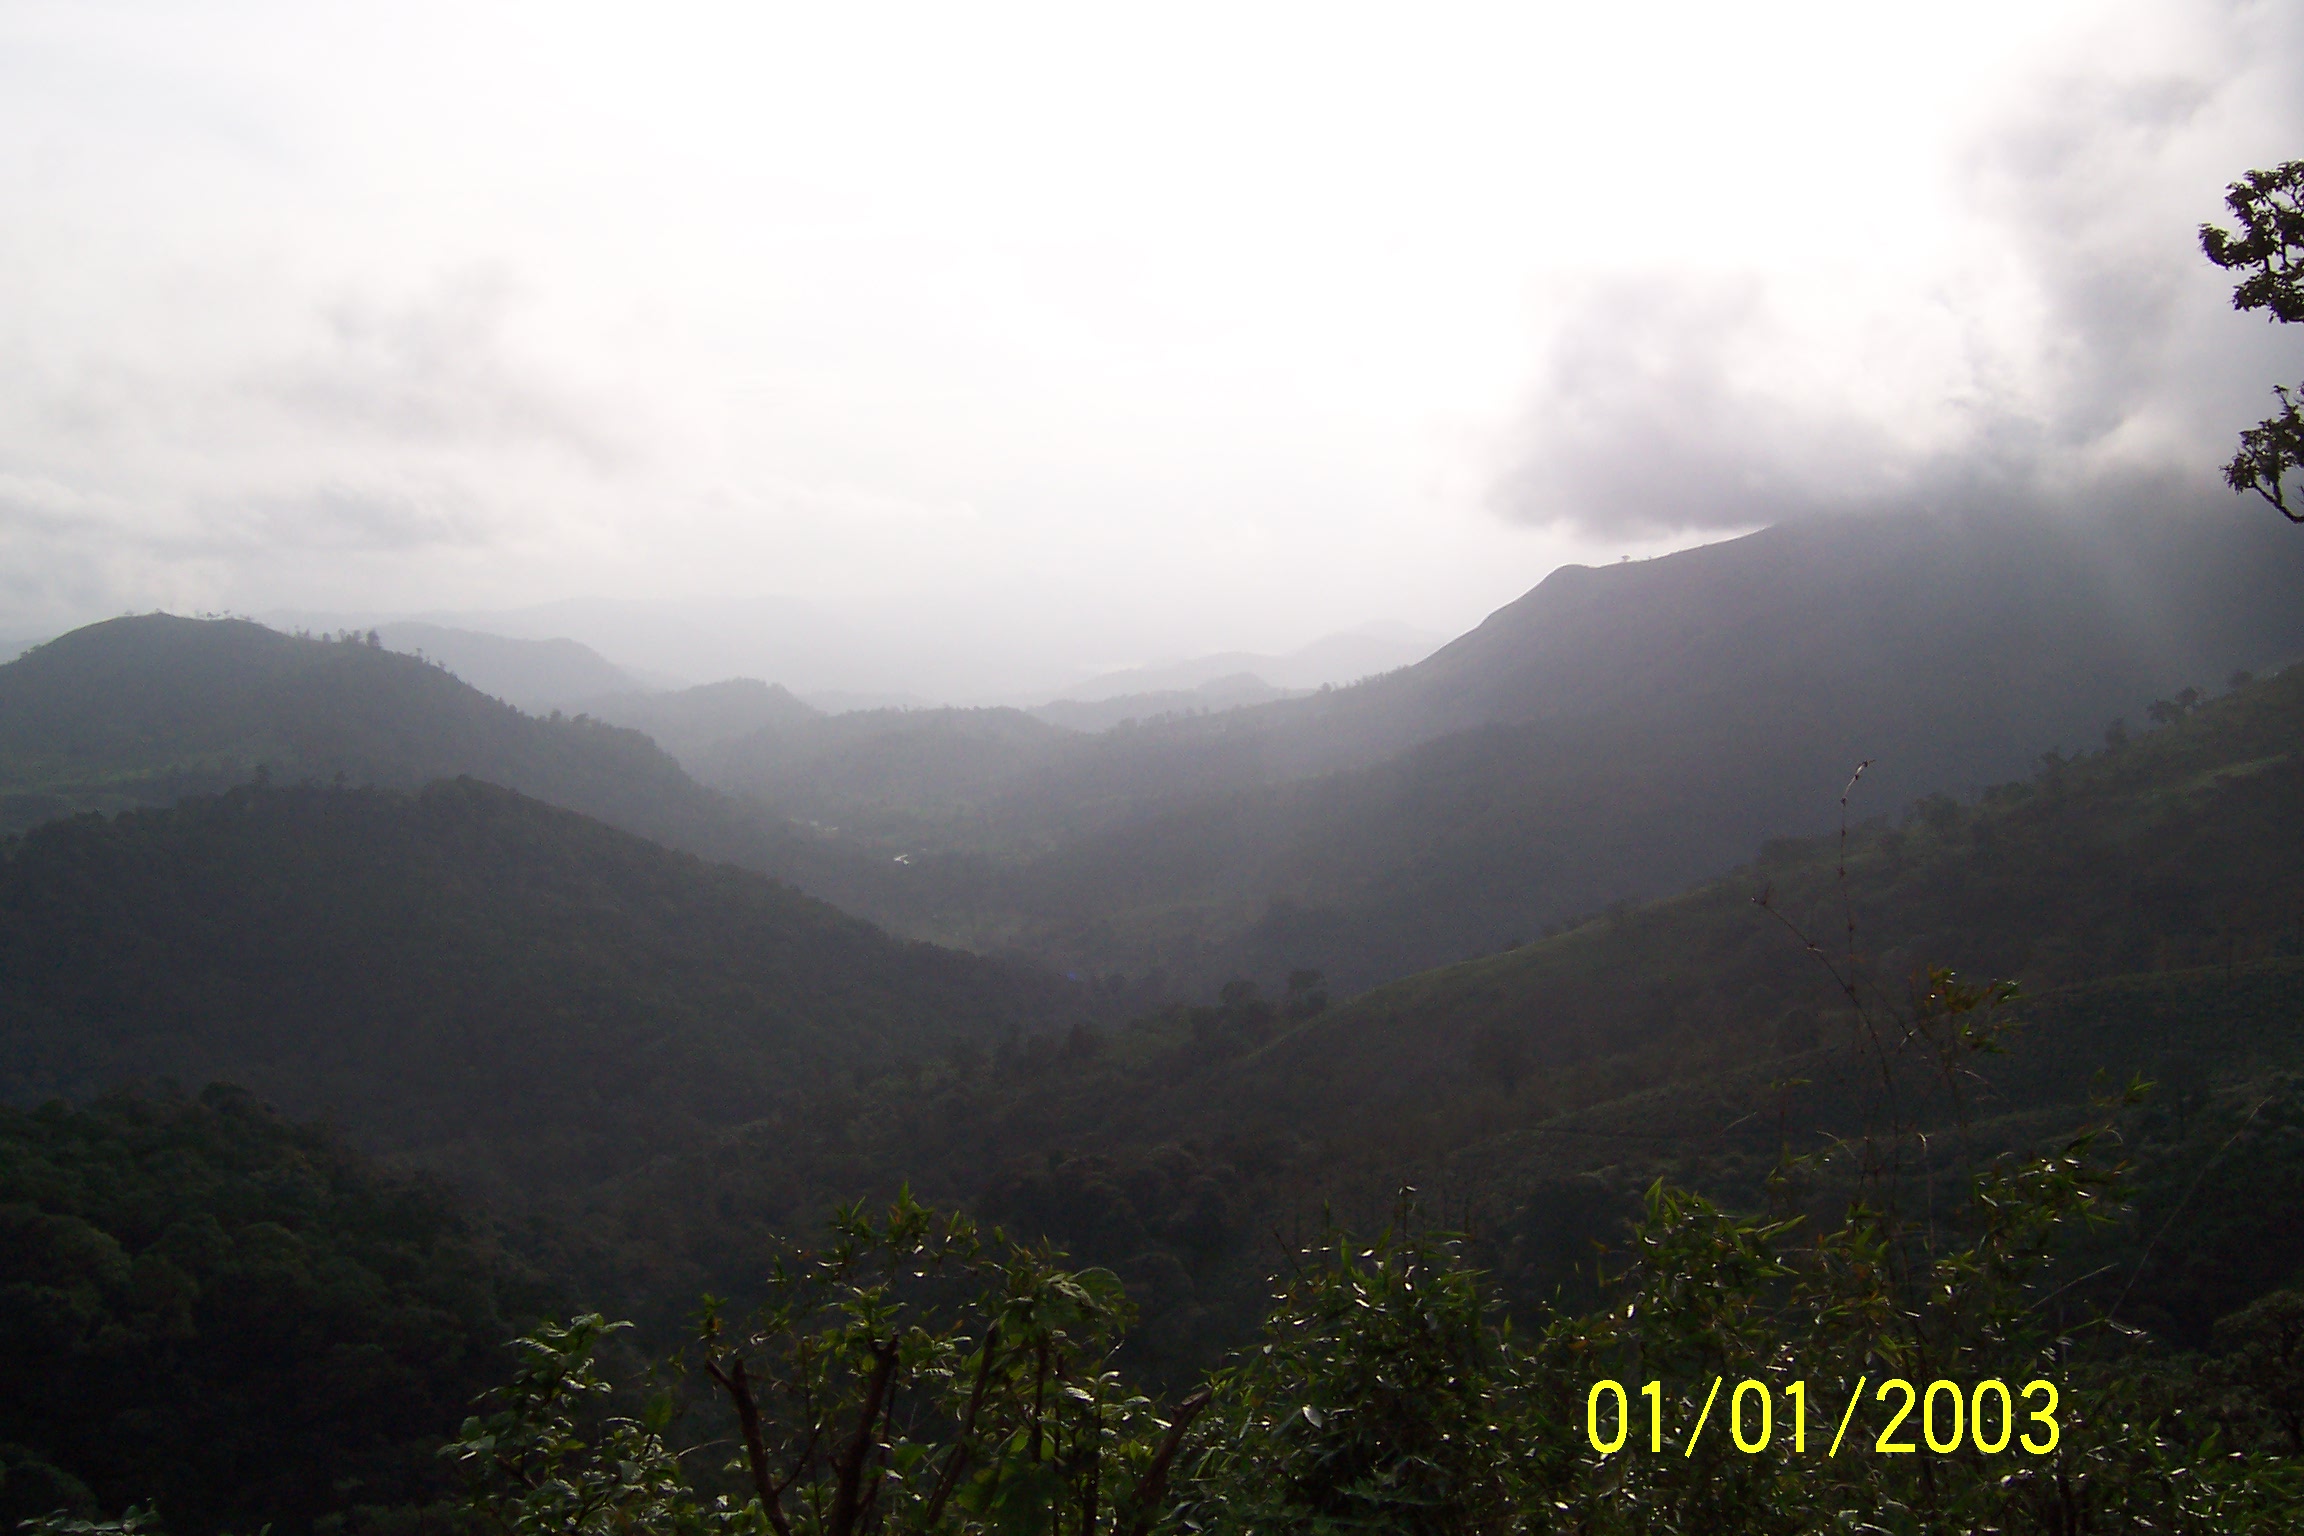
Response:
5,505,2303,1533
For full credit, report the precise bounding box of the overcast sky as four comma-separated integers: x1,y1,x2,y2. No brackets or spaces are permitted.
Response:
2,0,2299,691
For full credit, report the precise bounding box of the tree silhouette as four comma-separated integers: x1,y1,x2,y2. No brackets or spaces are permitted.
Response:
2202,160,2304,522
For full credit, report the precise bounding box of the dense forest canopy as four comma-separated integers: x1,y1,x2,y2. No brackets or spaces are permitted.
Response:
0,1087,547,1536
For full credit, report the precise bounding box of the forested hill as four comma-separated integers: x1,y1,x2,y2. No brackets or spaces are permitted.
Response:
576,662,2304,1371
0,616,694,828
0,778,1076,1197
1186,657,2304,1148
668,507,2304,996
1248,503,2304,779
0,613,914,909
0,1086,546,1536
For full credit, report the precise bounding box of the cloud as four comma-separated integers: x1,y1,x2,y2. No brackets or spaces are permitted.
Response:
0,265,642,623
1489,4,2304,539
255,271,627,470
1486,278,1928,537
193,485,492,555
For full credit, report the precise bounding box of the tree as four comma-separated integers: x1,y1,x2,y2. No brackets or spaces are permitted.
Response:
451,1194,1209,1536
2201,160,2304,522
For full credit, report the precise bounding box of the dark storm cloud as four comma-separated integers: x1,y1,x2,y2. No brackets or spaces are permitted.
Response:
1486,279,1916,538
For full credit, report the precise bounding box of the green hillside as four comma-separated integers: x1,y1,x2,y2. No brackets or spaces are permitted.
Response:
0,1085,547,1536
1226,657,2304,1143
0,615,690,830
4,614,2301,1536
557,661,2304,1377
0,778,1074,1197
0,614,935,933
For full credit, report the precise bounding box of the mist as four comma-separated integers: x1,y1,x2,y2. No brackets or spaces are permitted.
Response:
2,0,2299,697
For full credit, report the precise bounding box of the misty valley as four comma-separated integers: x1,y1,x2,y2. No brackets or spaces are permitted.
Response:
7,14,2304,1529
6,497,2304,1534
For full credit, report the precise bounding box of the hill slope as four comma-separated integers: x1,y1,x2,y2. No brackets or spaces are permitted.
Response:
0,1085,542,1536
704,506,2304,992
1188,656,2304,1146
577,676,822,760
0,614,924,915
0,778,1073,1196
372,621,642,710
0,616,707,832
572,661,2304,1370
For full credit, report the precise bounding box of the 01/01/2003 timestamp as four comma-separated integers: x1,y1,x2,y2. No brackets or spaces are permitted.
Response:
1586,1377,2062,1458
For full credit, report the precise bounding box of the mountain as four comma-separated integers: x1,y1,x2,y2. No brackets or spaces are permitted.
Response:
693,704,1079,840
0,627,51,662
0,615,809,865
0,777,1075,1197
1031,673,1306,733
585,658,2304,1370
578,676,823,760
714,506,2304,994
20,507,2301,1013
1189,657,2304,1150
0,615,671,825
371,621,642,710
1229,505,2304,781
1055,624,1441,701
339,594,854,693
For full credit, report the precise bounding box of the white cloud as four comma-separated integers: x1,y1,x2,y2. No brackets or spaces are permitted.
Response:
1489,0,2304,537
0,0,2298,684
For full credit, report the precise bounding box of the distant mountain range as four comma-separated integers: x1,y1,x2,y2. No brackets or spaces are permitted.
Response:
1051,624,1441,701
0,615,916,926
5,504,2303,1399
261,597,1442,708
584,658,2304,1371
656,505,2304,994
11,504,2302,1008
1031,673,1307,733
576,676,823,760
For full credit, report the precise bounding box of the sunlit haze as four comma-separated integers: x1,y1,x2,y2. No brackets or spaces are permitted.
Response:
3,0,2299,697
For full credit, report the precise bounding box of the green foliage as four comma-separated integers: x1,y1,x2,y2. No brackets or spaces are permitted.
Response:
0,1086,542,1536
2206,1289,2304,1454
688,1191,1184,1536
1159,1101,2304,1532
2201,158,2304,521
448,1316,712,1536
455,1197,1199,1536
2202,161,2304,324
1174,1217,1522,1535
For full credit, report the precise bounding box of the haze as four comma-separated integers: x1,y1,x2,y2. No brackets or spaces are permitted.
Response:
2,0,2300,699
